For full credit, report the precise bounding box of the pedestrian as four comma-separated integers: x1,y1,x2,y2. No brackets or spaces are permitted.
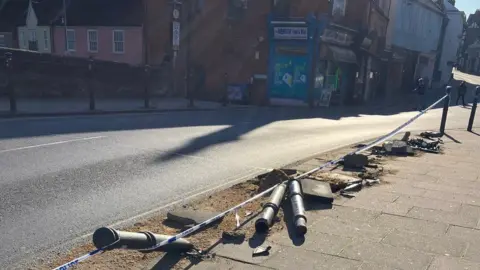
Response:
456,81,467,106
413,77,426,111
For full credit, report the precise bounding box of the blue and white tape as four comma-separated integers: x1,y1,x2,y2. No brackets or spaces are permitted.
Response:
52,94,448,269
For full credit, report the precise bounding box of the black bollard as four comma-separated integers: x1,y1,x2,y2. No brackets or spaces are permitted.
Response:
288,180,307,236
440,86,452,135
144,65,151,109
223,73,228,106
468,86,480,132
88,57,95,111
5,52,16,113
92,227,193,253
255,183,287,233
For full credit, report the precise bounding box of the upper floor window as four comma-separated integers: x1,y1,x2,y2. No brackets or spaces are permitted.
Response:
112,30,125,53
87,30,98,52
28,30,38,51
19,31,27,48
66,29,76,51
332,0,347,17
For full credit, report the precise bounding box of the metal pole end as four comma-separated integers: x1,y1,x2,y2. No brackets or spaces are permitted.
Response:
92,227,119,250
255,218,270,234
445,86,452,94
294,217,307,236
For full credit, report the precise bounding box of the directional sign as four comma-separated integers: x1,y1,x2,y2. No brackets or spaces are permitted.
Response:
172,21,180,50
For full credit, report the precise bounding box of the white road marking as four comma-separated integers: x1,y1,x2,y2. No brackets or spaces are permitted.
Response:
0,136,106,154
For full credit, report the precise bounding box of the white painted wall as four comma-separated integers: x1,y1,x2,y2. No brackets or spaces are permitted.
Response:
17,1,52,53
390,0,444,53
439,0,463,84
17,26,52,53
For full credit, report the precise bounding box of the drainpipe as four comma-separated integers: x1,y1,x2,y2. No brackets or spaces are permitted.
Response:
62,0,68,54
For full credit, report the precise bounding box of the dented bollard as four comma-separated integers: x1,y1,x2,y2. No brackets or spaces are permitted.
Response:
255,183,287,233
289,180,307,236
92,227,193,253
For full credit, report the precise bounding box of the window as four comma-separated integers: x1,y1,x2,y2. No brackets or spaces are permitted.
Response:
28,30,38,51
87,29,98,52
332,0,346,17
0,34,5,48
43,30,49,50
66,29,76,51
29,30,36,41
112,30,125,53
19,31,26,48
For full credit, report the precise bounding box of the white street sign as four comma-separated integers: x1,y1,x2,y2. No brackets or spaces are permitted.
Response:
172,21,180,50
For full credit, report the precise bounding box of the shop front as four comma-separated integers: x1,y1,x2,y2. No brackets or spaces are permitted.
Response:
314,25,359,106
267,16,319,106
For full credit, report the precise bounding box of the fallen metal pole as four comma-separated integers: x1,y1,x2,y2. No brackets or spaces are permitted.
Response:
92,227,193,252
255,183,287,233
289,180,307,236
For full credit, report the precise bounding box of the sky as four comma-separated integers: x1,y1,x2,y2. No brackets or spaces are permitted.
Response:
456,0,479,17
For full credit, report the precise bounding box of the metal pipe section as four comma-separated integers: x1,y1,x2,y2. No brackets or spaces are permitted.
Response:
92,227,193,252
288,180,307,236
255,183,287,233
468,86,479,132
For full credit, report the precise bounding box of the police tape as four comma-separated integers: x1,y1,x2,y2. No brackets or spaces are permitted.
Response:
52,93,448,269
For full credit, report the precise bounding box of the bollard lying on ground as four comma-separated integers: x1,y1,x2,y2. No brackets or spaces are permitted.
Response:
92,227,193,253
289,180,307,236
255,183,287,233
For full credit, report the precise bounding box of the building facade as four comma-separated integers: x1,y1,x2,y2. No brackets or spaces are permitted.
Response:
459,11,480,74
386,0,444,92
52,0,144,66
437,0,463,83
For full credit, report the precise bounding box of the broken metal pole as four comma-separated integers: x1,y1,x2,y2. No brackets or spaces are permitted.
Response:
92,227,193,252
288,180,307,236
255,183,287,233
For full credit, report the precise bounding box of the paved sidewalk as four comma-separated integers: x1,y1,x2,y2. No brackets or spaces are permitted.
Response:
0,98,247,116
189,129,480,270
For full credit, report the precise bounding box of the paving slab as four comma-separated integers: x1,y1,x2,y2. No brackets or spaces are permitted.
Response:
306,205,381,223
187,257,273,270
428,256,480,270
381,229,468,257
269,230,353,256
446,226,480,242
374,213,449,237
212,241,280,265
394,195,461,212
262,246,361,270
339,238,434,270
406,206,479,228
309,215,393,242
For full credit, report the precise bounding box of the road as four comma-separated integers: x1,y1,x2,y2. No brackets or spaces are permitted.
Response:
0,74,479,268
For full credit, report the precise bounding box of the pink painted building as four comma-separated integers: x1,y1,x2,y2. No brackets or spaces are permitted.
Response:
53,26,144,65
52,0,145,66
